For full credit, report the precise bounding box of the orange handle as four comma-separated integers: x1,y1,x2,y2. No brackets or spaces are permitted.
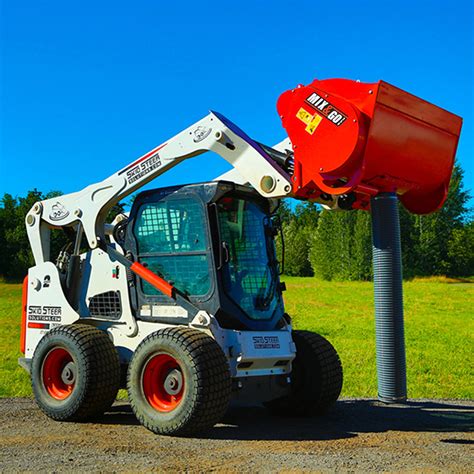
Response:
130,262,174,298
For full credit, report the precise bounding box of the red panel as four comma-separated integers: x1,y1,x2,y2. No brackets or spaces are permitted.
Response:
277,81,369,196
20,276,28,354
28,322,49,329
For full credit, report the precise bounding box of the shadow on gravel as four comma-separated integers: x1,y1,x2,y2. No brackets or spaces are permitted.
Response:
99,399,474,442
100,404,140,426
440,439,474,445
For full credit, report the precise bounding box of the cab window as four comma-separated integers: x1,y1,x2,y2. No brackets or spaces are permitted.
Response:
134,197,210,297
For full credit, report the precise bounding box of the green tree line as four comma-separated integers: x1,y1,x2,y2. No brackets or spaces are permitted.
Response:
275,164,473,279
0,164,472,280
0,190,125,280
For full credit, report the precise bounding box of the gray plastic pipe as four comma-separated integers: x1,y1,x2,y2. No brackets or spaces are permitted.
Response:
371,192,407,403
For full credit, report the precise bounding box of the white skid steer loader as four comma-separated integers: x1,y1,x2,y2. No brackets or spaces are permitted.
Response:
19,79,461,435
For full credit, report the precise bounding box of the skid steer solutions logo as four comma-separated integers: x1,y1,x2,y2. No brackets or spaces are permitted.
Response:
305,92,348,127
119,143,167,186
192,126,212,143
49,202,70,221
28,305,62,322
124,152,162,185
252,336,280,349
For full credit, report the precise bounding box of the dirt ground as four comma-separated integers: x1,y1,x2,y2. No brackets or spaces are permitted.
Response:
0,398,473,473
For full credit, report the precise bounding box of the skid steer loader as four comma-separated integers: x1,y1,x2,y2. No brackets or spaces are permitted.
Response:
19,79,461,435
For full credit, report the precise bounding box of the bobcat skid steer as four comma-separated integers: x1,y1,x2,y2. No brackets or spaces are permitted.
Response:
19,79,461,435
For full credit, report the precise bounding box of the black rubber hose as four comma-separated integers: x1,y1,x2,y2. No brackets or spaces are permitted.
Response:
66,255,81,310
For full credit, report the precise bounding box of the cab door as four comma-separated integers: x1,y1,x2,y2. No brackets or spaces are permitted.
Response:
127,191,215,322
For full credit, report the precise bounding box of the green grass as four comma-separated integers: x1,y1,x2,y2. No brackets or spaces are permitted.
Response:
0,281,28,397
1,278,473,399
285,277,474,399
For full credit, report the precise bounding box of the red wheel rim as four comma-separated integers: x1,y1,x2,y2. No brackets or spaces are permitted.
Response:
42,347,76,400
142,354,185,412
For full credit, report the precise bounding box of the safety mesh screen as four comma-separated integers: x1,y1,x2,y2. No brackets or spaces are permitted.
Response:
88,291,122,319
141,255,210,296
135,199,207,253
134,197,210,297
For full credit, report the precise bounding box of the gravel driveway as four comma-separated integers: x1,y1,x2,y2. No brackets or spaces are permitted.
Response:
0,398,473,472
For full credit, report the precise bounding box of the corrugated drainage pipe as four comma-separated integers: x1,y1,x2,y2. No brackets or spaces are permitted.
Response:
371,192,407,403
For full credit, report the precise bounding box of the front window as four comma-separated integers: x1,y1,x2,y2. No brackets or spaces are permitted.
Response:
217,197,280,320
134,197,210,297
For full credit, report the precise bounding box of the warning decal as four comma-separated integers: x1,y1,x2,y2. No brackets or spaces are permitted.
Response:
296,107,323,135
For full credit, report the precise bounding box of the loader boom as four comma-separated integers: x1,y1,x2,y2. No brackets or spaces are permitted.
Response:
26,111,293,264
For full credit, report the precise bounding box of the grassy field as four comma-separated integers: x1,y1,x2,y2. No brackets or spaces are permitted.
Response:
0,278,473,399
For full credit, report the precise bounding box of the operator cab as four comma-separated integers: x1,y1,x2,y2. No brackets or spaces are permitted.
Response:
122,181,286,331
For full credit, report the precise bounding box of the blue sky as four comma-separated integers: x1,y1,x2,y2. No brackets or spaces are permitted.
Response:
1,0,473,208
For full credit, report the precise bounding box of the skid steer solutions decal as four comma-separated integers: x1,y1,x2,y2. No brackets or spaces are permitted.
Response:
119,142,167,185
125,152,162,185
27,305,62,322
305,92,347,126
253,336,280,349
192,126,212,143
49,202,70,221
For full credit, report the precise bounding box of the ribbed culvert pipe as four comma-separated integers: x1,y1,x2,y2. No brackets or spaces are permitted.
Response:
371,192,407,403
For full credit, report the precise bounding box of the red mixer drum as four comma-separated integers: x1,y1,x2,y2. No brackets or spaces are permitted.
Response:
277,79,463,214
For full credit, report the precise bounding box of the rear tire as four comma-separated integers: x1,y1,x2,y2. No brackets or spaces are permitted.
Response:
31,324,120,421
127,327,231,436
265,330,342,416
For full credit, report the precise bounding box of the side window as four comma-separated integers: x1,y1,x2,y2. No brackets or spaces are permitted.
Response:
134,198,210,297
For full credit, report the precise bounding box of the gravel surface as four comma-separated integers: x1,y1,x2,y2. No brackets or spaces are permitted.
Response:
0,398,473,472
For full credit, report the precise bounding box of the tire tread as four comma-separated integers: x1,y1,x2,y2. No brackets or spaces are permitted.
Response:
128,327,231,436
266,330,343,416
32,324,120,421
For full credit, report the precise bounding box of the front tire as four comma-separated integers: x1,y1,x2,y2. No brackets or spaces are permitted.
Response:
31,324,120,421
127,327,231,436
266,330,343,416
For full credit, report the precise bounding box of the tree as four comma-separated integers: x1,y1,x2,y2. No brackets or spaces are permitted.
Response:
0,193,18,277
0,189,126,280
351,211,372,280
294,201,319,229
447,222,474,277
274,200,319,277
398,205,419,279
0,190,43,279
401,164,471,276
310,209,371,281
280,220,314,276
309,209,335,280
274,199,293,225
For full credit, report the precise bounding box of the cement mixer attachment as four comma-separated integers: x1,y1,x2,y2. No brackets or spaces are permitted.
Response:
277,79,462,214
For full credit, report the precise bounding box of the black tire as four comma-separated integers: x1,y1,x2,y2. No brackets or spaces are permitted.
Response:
265,330,342,416
31,324,120,421
127,327,231,436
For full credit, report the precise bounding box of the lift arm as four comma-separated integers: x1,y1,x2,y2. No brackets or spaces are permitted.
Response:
26,111,293,264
